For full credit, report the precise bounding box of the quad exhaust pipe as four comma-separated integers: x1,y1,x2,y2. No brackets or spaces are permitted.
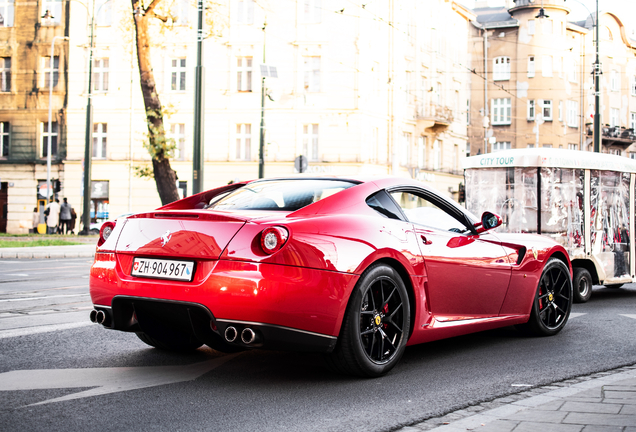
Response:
241,328,256,344
224,326,238,343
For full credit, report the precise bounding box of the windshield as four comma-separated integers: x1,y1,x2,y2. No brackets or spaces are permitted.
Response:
206,179,358,211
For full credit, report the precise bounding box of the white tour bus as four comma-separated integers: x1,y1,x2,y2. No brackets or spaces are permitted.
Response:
463,148,636,303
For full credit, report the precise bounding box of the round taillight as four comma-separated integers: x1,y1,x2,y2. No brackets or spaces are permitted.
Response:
260,226,289,254
98,221,115,247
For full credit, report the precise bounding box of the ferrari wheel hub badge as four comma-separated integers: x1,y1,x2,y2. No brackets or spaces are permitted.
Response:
548,293,554,302
374,315,382,326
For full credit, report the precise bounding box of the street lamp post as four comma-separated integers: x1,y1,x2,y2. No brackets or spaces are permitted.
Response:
593,0,601,153
46,35,69,210
79,0,97,235
192,0,205,194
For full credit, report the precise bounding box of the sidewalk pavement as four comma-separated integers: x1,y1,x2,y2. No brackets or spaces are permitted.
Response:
0,244,96,259
399,364,636,432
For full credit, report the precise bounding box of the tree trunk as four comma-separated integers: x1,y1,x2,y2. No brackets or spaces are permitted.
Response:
131,0,180,205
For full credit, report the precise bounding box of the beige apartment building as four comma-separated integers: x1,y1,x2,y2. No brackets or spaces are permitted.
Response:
0,1,70,233
468,0,636,156
54,0,475,232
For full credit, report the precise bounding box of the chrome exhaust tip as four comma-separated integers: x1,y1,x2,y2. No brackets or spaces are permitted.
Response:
241,327,256,344
89,309,98,323
95,310,106,325
224,326,238,343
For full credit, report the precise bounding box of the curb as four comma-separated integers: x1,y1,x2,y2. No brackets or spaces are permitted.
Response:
0,245,96,259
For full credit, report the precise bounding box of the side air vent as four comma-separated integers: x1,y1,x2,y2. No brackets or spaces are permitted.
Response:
517,247,526,265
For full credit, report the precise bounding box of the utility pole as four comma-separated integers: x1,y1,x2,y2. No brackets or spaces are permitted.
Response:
593,0,601,153
80,0,96,235
258,22,267,179
192,0,205,193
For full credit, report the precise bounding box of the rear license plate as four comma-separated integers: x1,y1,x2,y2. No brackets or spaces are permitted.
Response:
132,258,195,282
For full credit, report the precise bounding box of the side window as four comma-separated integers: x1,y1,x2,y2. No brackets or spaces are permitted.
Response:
389,191,468,232
366,190,404,220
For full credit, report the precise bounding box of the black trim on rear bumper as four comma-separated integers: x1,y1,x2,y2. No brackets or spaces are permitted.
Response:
97,296,337,353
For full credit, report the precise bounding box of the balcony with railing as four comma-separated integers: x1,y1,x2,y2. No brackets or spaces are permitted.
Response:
586,124,636,149
416,104,454,131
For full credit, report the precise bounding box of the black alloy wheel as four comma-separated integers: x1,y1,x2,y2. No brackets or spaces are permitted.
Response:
358,275,405,364
327,264,410,377
517,258,572,336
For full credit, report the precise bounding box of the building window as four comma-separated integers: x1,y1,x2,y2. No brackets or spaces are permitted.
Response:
527,100,535,120
303,124,319,161
434,82,441,105
41,56,59,89
492,142,511,152
493,56,510,81
542,55,552,77
492,98,511,125
418,136,426,169
610,70,619,92
433,139,441,170
558,100,563,122
610,108,620,127
236,0,254,24
542,100,553,121
631,112,636,130
0,121,8,157
566,100,578,127
303,0,321,23
543,144,553,149
237,57,252,92
466,99,470,125
170,123,186,160
527,144,535,148
170,0,188,25
92,123,107,159
527,56,535,78
630,152,636,160
93,58,109,92
41,122,58,157
96,0,112,26
41,0,61,25
568,144,578,151
303,56,320,92
568,58,577,83
0,57,10,91
632,76,636,96
527,19,535,35
170,58,186,91
542,19,553,35
0,0,14,27
400,132,411,166
235,124,251,161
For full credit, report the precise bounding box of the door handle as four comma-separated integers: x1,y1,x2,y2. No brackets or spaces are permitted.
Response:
421,235,432,245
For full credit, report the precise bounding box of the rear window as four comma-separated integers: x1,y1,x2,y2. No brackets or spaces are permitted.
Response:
206,179,358,211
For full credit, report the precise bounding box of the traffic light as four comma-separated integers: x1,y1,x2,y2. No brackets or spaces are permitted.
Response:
54,179,61,192
458,183,465,203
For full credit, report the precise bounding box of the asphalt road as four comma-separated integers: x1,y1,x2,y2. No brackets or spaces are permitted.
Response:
1,258,635,432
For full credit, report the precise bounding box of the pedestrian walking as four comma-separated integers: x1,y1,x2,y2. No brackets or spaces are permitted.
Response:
59,198,73,235
31,207,39,234
45,198,60,235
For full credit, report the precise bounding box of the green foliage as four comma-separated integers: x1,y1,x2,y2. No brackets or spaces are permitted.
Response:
133,164,155,179
0,239,83,248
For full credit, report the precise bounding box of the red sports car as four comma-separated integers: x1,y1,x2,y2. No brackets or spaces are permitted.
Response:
89,176,573,377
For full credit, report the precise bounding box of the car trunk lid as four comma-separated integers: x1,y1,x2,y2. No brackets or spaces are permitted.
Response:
115,211,248,260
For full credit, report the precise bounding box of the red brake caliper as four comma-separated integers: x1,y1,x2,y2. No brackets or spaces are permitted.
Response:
383,303,389,328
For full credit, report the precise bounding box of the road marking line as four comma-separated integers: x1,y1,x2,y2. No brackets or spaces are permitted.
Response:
3,274,28,277
0,322,93,339
569,313,586,319
0,294,89,303
0,354,240,406
620,314,636,320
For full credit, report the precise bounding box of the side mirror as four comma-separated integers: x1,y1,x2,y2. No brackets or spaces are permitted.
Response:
476,211,502,233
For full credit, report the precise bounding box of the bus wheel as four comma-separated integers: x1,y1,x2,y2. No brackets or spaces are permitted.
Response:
573,267,592,303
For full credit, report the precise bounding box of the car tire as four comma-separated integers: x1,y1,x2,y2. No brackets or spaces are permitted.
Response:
136,331,203,351
605,284,624,289
517,258,572,336
572,267,593,303
327,264,410,378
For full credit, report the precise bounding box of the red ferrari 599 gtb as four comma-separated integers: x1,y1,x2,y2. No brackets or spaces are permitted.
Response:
89,176,573,377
